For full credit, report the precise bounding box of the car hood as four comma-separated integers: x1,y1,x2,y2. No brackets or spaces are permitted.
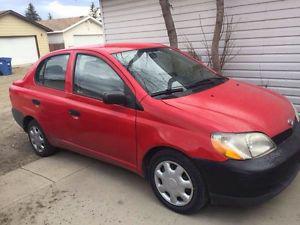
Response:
163,79,295,137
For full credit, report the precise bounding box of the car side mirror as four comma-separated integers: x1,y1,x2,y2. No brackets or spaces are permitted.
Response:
103,92,127,106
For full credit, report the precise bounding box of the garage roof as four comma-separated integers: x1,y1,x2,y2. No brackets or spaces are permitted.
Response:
39,16,102,33
39,16,84,31
0,10,52,32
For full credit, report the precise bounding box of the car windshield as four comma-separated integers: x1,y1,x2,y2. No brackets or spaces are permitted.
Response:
113,47,226,98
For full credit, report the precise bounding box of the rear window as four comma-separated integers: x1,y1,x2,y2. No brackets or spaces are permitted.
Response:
35,54,69,91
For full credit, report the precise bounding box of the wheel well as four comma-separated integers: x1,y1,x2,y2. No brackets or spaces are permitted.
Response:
142,146,188,180
23,116,34,132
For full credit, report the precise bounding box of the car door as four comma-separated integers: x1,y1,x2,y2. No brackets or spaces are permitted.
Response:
66,51,138,169
32,53,73,147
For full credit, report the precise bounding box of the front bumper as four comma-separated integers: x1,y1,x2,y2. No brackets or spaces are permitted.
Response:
194,123,300,206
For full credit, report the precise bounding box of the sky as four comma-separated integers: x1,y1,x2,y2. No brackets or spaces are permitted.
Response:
0,0,100,19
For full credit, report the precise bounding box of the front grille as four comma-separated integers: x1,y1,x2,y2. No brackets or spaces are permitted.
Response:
272,129,293,145
272,119,299,145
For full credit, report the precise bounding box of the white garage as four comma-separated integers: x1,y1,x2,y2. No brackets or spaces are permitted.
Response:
73,34,104,46
0,10,51,66
39,16,104,51
0,36,39,65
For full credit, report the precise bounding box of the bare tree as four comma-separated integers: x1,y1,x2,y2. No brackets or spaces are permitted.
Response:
211,0,224,72
47,12,53,20
159,0,178,48
198,15,213,66
185,37,202,61
219,15,237,69
90,2,101,21
186,14,238,71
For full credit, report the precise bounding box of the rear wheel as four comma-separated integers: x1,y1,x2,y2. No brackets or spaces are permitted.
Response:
148,150,208,214
27,120,56,157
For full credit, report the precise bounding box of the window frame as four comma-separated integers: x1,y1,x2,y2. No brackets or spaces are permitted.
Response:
112,47,227,99
34,53,70,91
72,53,126,99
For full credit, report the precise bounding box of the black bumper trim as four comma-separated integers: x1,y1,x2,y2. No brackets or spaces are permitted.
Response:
12,108,24,129
210,168,298,206
193,122,300,206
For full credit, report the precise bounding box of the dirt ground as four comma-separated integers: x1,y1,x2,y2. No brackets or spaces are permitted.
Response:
0,66,39,176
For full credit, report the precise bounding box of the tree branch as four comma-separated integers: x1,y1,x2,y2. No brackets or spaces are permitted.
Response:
159,0,178,48
211,0,224,72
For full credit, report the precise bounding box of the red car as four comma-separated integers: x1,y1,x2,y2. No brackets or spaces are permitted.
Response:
9,43,299,214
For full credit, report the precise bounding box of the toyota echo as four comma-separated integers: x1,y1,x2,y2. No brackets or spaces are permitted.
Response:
9,43,300,214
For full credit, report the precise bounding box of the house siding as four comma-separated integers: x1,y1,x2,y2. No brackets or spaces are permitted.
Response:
0,14,50,57
101,0,300,110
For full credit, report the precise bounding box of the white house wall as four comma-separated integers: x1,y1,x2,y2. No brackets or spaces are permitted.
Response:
63,19,104,48
101,0,300,110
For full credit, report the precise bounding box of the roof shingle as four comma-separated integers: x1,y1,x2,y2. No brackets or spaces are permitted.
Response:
39,16,85,31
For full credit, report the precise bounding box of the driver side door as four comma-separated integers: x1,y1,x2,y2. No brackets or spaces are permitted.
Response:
66,51,138,170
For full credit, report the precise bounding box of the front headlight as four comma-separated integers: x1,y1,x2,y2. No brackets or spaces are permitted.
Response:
291,103,299,122
211,132,276,160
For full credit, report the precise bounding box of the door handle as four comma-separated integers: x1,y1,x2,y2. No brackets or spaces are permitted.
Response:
68,109,80,118
32,99,40,106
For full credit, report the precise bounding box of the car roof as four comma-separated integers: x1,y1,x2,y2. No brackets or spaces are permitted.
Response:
69,42,166,54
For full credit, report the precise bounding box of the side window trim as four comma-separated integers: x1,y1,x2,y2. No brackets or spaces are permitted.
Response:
72,53,125,100
35,58,48,85
35,53,70,91
72,52,142,110
41,63,46,85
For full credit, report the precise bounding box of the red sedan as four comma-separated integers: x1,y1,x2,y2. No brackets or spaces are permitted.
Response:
9,43,300,214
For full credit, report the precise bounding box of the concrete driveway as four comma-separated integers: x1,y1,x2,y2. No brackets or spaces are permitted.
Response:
0,150,299,225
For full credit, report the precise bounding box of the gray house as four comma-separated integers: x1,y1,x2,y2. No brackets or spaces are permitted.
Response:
100,0,300,110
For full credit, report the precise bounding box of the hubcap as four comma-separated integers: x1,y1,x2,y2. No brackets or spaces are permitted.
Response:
29,126,45,153
154,161,193,206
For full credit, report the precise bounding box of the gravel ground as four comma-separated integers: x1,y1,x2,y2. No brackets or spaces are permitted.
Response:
0,66,39,176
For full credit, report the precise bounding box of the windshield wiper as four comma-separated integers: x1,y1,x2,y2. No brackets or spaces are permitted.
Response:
150,88,184,97
186,77,226,89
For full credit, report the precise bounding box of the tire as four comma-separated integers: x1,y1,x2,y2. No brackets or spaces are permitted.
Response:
27,120,56,157
148,150,208,214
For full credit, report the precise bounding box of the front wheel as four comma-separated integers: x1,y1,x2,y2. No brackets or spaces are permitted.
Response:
149,150,208,214
27,120,56,157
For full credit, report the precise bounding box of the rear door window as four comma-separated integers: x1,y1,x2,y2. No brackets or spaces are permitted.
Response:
36,54,69,90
